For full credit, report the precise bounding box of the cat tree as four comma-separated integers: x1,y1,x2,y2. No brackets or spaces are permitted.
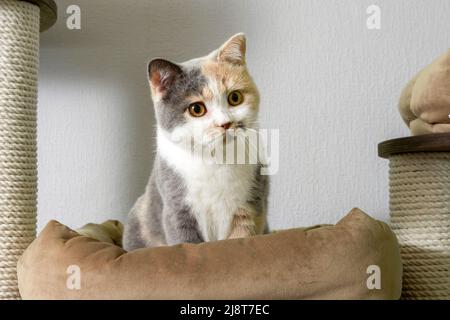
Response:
0,0,446,301
379,133,450,299
0,0,56,299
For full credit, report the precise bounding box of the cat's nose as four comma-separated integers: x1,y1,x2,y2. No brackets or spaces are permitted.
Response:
219,122,232,130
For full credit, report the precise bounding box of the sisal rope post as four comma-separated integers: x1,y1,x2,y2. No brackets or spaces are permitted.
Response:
0,0,56,299
379,135,450,300
389,153,450,299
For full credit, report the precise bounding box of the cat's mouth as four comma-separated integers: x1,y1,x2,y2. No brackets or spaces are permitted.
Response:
206,122,247,144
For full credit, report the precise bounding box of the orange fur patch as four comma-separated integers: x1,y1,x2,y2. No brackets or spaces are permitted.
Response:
228,208,256,239
228,208,266,239
201,61,260,109
202,86,215,102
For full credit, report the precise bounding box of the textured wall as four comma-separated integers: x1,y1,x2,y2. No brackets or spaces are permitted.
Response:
37,0,450,231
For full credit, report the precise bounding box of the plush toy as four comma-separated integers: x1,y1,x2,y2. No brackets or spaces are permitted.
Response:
399,49,450,135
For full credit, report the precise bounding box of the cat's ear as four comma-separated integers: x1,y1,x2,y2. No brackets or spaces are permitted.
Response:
217,33,246,65
148,59,182,98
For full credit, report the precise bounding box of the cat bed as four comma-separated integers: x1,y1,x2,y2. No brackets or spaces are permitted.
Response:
399,49,450,135
17,208,402,300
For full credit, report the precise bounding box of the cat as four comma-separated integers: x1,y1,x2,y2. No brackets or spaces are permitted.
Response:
123,33,268,250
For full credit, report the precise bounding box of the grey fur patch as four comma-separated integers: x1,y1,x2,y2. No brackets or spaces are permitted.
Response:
123,155,203,249
155,65,207,131
122,211,147,251
247,164,269,217
155,156,203,244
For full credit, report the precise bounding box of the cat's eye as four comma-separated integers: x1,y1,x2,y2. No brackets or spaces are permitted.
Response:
227,90,244,106
188,102,207,117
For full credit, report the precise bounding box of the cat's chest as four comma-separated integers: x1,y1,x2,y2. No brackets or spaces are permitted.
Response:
157,132,258,241
182,163,256,241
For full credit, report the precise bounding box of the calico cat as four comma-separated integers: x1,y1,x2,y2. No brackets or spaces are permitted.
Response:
123,34,268,250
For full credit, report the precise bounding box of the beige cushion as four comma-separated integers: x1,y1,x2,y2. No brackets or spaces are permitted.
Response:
399,49,450,135
17,208,402,299
75,220,124,247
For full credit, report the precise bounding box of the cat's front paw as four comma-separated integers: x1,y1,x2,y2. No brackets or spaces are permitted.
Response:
227,209,257,239
228,226,255,239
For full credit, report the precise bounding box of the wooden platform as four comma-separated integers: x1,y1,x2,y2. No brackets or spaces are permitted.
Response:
378,132,450,158
23,0,57,32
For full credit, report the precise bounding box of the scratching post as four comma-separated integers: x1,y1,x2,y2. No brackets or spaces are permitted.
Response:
0,0,56,299
379,133,450,300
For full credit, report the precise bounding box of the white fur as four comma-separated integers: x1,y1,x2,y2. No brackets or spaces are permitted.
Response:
157,128,257,241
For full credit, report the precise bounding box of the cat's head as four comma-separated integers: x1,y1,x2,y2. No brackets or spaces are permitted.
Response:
148,33,260,149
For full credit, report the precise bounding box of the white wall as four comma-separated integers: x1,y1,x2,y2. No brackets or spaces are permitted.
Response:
37,0,450,231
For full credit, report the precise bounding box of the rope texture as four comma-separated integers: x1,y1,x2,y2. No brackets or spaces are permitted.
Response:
0,0,39,300
389,153,450,300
